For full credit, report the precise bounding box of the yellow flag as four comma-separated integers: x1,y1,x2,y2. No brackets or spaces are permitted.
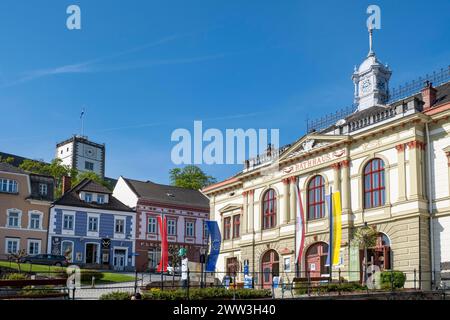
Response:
332,191,342,265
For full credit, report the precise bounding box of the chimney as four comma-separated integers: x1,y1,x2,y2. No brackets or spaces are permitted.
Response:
62,176,71,194
421,80,437,110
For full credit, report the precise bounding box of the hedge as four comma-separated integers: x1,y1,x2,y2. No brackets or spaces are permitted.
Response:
295,282,367,295
142,288,271,300
99,291,133,300
380,271,406,290
1,273,29,280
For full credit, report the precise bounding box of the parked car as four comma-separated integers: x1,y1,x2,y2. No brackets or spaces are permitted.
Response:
18,254,69,266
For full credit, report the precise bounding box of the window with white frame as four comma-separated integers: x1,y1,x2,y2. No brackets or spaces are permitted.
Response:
29,212,41,229
167,219,176,236
85,161,94,171
185,221,195,237
88,216,99,232
7,210,21,228
115,218,125,234
63,214,74,230
148,217,157,234
0,179,18,193
28,240,41,255
5,238,20,254
38,183,48,196
97,194,105,204
85,193,93,203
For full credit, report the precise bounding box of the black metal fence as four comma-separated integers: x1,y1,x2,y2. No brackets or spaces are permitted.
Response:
1,263,449,300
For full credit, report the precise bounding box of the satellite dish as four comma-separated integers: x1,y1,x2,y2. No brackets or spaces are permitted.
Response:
336,119,346,126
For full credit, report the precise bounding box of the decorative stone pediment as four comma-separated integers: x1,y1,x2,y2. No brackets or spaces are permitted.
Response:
219,203,242,214
279,134,350,162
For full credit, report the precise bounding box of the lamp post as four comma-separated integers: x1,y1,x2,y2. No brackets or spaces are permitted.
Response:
200,247,206,288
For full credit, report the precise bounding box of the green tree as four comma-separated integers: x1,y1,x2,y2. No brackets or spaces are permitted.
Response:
351,224,378,285
169,165,216,190
0,156,15,164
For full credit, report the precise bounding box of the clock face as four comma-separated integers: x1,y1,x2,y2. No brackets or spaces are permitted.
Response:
84,146,96,158
361,78,372,93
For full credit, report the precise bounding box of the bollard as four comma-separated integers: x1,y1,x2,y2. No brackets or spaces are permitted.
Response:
414,269,417,290
91,276,95,288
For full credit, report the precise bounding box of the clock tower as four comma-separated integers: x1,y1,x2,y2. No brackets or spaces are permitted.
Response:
352,28,391,111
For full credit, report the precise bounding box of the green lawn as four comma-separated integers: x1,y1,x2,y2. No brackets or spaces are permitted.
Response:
0,261,135,284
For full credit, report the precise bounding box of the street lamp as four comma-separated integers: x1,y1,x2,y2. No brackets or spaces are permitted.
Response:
200,247,207,288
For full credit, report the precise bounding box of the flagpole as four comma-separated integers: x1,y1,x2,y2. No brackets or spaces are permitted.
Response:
329,186,333,283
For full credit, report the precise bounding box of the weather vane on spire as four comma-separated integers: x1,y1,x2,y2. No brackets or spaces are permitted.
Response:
366,5,381,57
80,107,86,137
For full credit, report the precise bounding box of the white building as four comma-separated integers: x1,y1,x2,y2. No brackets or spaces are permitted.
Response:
56,135,106,178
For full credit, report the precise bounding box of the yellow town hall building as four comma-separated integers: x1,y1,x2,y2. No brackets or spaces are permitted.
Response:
203,36,450,290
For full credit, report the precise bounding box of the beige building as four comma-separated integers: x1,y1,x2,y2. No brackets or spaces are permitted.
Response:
203,39,450,290
0,162,54,258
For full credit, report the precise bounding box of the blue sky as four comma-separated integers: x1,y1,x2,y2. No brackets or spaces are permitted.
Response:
0,0,449,184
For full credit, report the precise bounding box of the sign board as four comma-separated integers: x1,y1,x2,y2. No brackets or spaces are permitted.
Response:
349,244,361,281
244,275,252,289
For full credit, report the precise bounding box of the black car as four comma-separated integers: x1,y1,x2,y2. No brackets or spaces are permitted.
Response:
18,254,69,266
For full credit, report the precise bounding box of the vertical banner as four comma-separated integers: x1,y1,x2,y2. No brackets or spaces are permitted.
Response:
205,221,221,272
325,189,333,267
332,191,342,265
157,215,168,273
294,178,305,264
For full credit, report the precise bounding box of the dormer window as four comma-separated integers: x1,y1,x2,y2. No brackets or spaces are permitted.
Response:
85,193,93,203
97,194,105,204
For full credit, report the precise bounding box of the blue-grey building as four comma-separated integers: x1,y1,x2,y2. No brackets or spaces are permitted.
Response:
47,178,136,270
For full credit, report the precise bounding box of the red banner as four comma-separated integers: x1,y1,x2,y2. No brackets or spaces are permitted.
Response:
156,215,168,273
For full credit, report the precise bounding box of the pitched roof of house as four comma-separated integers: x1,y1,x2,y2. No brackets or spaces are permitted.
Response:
122,177,209,210
54,178,133,212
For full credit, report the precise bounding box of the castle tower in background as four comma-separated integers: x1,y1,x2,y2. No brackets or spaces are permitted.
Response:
56,135,106,178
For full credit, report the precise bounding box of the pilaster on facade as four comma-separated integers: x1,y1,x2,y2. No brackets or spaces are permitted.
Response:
330,162,341,192
340,160,351,216
248,190,255,233
289,176,296,223
282,178,290,224
395,143,407,202
407,140,426,201
242,191,248,234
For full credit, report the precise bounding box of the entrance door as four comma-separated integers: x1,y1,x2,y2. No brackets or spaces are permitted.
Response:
305,242,329,278
85,243,99,264
261,250,279,289
113,249,126,271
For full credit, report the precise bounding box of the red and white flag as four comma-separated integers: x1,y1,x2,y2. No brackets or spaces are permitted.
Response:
157,215,168,273
295,178,305,264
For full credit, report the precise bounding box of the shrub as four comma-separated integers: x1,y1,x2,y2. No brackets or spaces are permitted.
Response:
380,271,406,290
1,273,29,280
19,285,59,297
99,291,132,300
142,288,271,300
80,270,104,282
294,281,367,295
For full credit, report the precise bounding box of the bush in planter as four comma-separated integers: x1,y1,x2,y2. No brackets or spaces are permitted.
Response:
380,270,406,290
99,291,132,300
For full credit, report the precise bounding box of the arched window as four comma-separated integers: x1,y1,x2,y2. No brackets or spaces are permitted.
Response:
262,189,277,229
363,159,386,208
307,176,325,220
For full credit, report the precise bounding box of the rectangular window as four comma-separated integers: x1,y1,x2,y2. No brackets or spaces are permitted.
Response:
29,213,41,229
85,161,94,171
85,193,93,202
203,221,209,239
115,219,125,234
223,217,231,240
167,219,176,236
8,211,20,227
185,221,195,237
38,183,48,196
148,217,157,234
88,216,98,232
5,238,19,254
233,215,240,238
97,194,105,204
0,179,18,193
28,240,40,255
63,214,74,230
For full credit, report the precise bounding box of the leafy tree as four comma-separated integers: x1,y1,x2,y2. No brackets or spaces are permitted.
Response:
351,224,378,285
0,156,15,164
169,165,216,190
